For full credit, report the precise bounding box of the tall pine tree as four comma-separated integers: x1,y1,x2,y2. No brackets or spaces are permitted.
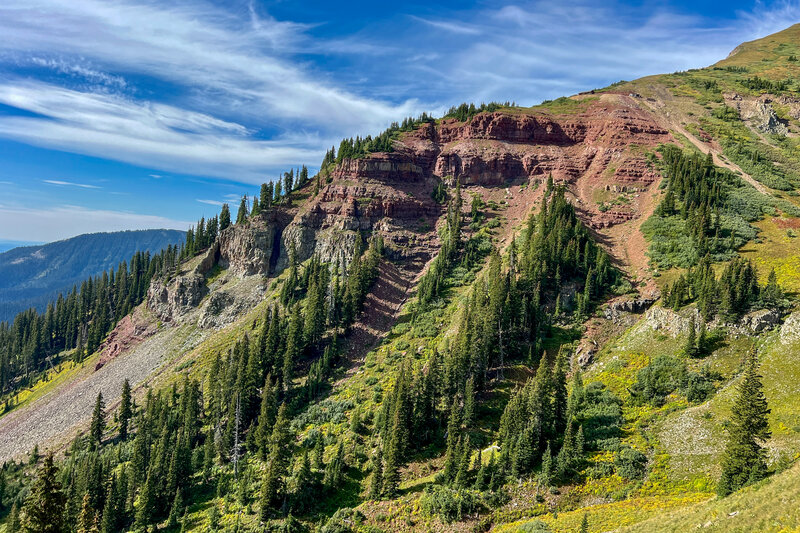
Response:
22,454,66,533
718,348,771,496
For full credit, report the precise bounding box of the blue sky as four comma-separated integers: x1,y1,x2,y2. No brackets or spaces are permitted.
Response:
0,0,798,242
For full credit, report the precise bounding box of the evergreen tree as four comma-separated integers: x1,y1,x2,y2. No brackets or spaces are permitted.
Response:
552,349,569,437
282,305,303,392
22,454,66,533
540,442,554,487
313,438,325,470
7,502,21,533
762,268,782,306
119,379,132,440
366,445,383,500
220,203,231,231
260,182,272,210
99,475,121,533
167,489,184,528
260,403,292,516
284,171,294,197
442,399,462,483
350,405,362,434
684,317,698,358
207,501,221,530
323,440,346,489
463,376,476,429
580,513,589,533
90,392,105,446
292,450,314,512
255,376,278,460
77,493,98,533
718,348,771,496
236,196,248,224
512,430,533,479
697,320,708,357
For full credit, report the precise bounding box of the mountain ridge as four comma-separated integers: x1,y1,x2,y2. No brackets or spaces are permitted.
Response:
2,24,800,533
0,228,185,321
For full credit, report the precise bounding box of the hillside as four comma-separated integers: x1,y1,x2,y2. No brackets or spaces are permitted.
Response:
2,24,800,533
0,229,185,321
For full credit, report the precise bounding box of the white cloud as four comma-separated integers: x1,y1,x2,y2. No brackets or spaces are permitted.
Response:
392,2,741,104
737,1,800,38
0,205,192,242
29,57,127,88
392,2,800,105
196,199,224,206
43,179,101,189
410,16,482,36
0,0,418,135
0,80,320,183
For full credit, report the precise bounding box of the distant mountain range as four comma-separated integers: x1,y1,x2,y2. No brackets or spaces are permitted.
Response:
0,240,44,254
0,229,184,322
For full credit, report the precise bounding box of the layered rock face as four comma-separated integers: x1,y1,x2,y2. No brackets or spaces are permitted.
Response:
147,94,672,325
280,94,671,273
400,97,669,190
147,215,286,324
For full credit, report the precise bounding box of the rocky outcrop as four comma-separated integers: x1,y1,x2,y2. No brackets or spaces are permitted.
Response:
725,93,790,136
421,106,668,189
147,243,219,322
218,215,278,276
576,341,598,367
147,270,207,323
147,212,289,324
751,100,789,136
641,305,782,338
330,153,427,183
197,278,266,329
641,306,699,336
604,297,657,322
779,311,800,345
734,308,781,335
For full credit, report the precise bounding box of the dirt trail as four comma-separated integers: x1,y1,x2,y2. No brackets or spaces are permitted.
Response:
640,87,772,196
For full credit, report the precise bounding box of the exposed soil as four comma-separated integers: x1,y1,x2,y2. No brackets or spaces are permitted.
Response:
774,217,800,229
338,259,417,382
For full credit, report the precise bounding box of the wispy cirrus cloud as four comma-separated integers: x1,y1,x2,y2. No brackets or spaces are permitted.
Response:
0,0,418,135
0,81,320,183
29,57,127,89
196,199,224,206
0,0,422,183
373,1,800,105
43,179,101,189
409,16,482,36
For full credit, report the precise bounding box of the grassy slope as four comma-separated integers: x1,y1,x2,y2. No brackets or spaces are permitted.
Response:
493,27,800,532
620,459,800,533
